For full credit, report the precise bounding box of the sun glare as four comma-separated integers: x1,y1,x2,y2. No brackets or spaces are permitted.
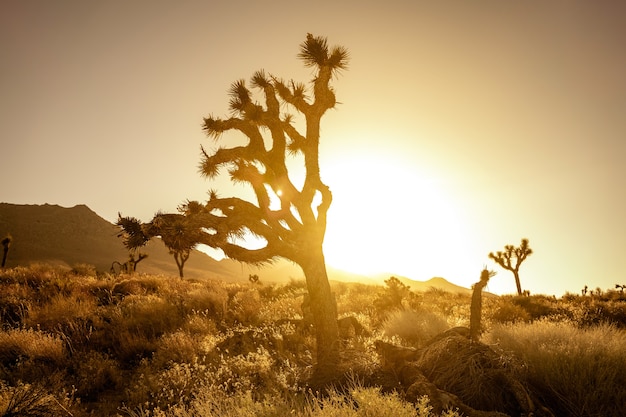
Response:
322,154,474,282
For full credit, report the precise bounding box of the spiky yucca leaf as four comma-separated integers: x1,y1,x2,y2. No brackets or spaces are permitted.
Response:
251,70,271,88
298,33,349,74
298,33,329,67
228,79,250,109
117,215,149,249
328,46,349,72
198,146,221,178
202,116,228,139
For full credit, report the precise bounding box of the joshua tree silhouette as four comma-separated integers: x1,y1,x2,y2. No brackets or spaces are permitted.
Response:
1,235,11,268
489,238,533,295
110,252,148,275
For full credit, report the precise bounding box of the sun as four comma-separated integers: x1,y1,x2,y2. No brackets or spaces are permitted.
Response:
321,153,474,282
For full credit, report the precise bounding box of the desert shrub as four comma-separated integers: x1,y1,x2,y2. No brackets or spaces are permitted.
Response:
505,295,560,321
228,288,263,325
374,277,412,313
87,279,116,306
70,263,97,276
335,283,380,317
488,298,531,324
112,279,148,298
70,350,123,402
564,297,626,328
127,342,302,413
184,286,228,321
0,264,63,287
151,331,200,369
0,328,67,382
108,329,158,367
382,309,448,347
487,321,626,417
182,311,219,336
257,279,307,301
118,294,185,338
0,377,77,417
420,289,471,327
258,293,303,323
0,283,30,327
24,292,99,337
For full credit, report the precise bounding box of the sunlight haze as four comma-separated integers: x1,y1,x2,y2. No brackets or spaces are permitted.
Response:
2,0,625,296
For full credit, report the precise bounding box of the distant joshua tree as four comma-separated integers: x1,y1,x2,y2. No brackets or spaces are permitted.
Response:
110,252,148,275
117,211,202,278
470,268,497,342
489,238,533,296
1,235,11,268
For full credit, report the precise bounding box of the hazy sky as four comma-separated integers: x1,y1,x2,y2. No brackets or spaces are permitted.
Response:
2,0,625,295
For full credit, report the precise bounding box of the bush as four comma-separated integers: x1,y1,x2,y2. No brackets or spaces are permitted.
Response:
70,351,123,401
0,378,77,417
0,328,67,382
489,299,531,324
382,309,448,347
487,321,626,417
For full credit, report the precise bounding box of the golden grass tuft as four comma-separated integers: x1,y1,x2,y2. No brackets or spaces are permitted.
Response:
487,320,626,416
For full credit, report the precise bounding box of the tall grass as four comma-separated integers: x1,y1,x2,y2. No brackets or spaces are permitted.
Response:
3,264,626,416
121,383,460,417
487,321,626,416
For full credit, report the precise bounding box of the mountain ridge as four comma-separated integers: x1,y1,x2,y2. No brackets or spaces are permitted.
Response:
0,202,476,293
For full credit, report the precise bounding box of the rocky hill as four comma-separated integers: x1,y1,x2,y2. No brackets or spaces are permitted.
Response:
0,203,474,292
0,203,248,281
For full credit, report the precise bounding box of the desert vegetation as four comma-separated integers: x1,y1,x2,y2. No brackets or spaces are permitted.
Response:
1,264,626,416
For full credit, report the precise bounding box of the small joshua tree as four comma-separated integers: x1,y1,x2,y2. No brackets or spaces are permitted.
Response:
117,211,202,278
489,238,533,296
1,235,11,268
470,268,496,342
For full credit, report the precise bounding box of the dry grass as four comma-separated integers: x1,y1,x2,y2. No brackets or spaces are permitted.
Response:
381,309,448,347
487,320,626,416
2,264,626,416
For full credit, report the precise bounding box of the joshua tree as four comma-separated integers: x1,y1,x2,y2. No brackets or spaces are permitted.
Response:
110,252,148,274
173,34,348,382
117,212,202,278
1,235,11,268
489,238,533,295
470,268,496,341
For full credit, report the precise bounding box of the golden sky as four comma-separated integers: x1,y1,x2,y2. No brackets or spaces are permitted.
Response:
2,0,625,295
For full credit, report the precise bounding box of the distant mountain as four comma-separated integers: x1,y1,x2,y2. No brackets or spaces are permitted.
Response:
389,275,474,295
0,203,244,280
0,203,475,293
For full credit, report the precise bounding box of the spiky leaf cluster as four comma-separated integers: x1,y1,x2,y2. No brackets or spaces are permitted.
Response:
489,238,533,273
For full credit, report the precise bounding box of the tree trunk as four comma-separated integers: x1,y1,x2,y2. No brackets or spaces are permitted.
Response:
1,248,8,268
513,271,522,295
173,252,188,279
470,280,487,341
299,248,340,385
